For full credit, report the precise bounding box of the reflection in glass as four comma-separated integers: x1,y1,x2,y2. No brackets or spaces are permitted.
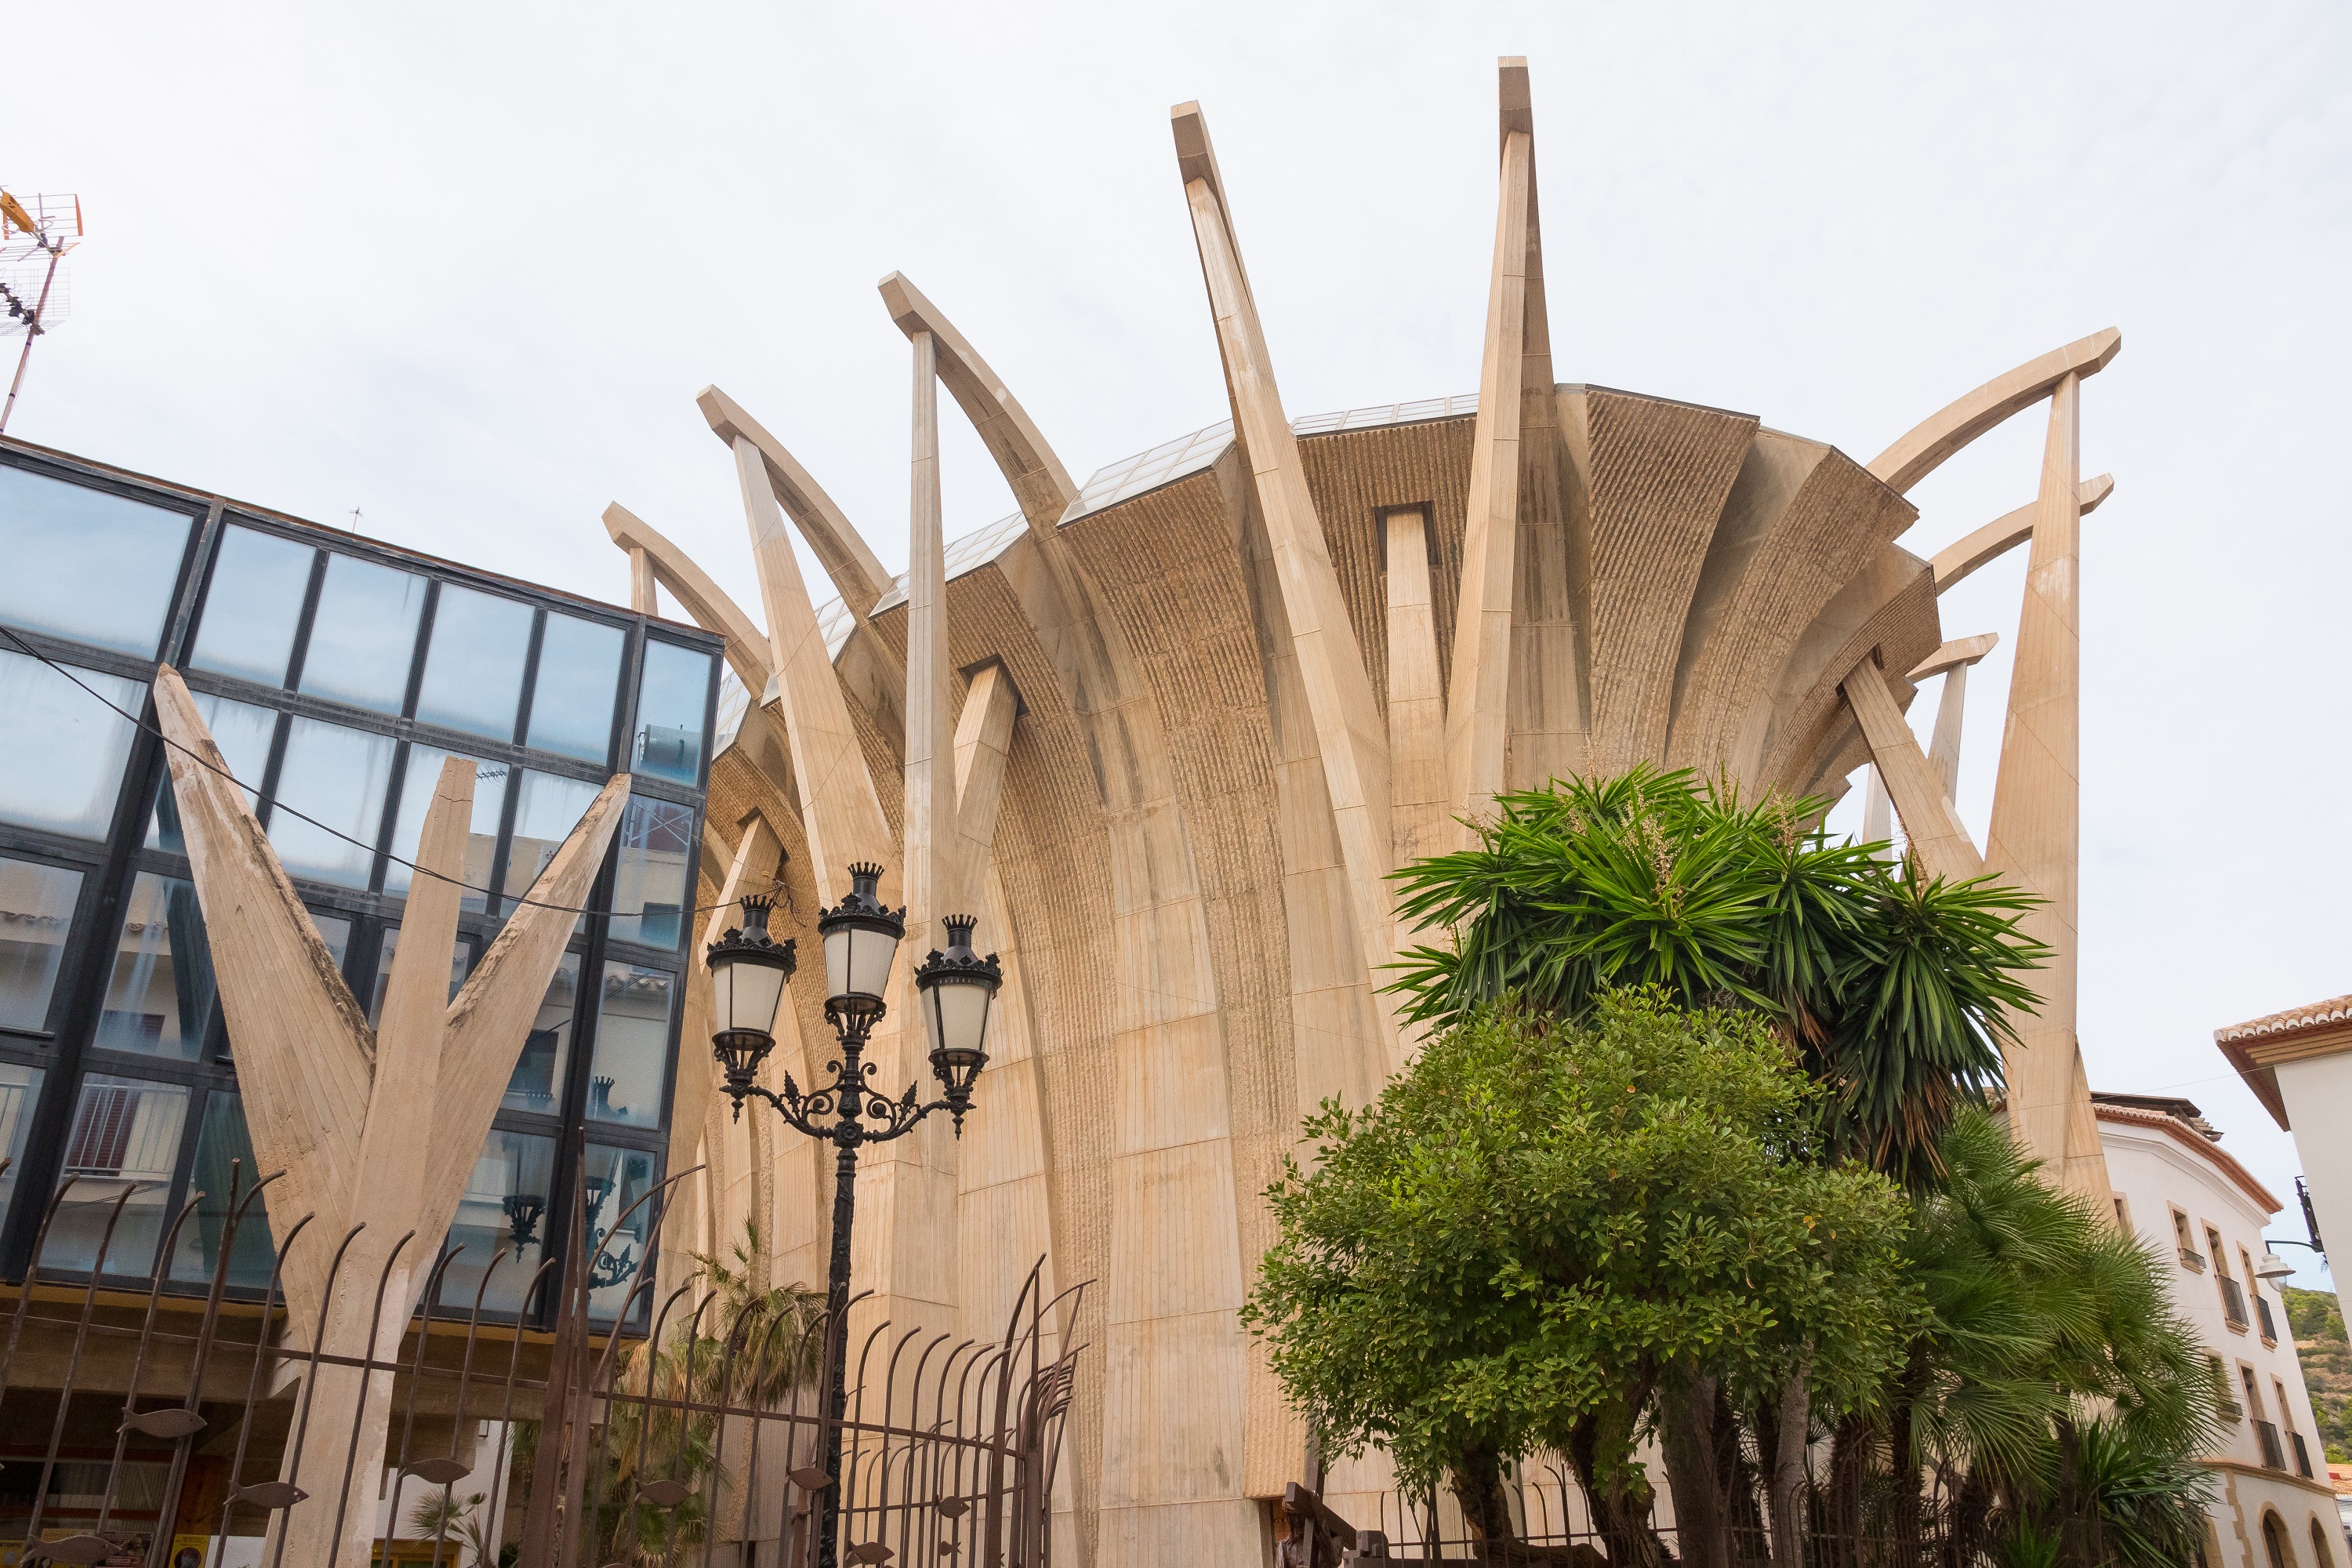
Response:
0,1062,43,1229
149,691,278,850
526,612,623,762
307,909,352,978
0,857,82,1032
437,1129,557,1318
267,717,394,887
169,1091,277,1290
98,873,217,1061
189,524,315,687
44,1074,191,1276
506,953,579,1115
611,796,694,949
0,650,141,840
507,770,601,912
633,641,713,786
0,464,192,656
416,585,532,742
383,748,506,911
298,554,426,714
368,926,477,1029
583,1143,658,1323
590,961,672,1131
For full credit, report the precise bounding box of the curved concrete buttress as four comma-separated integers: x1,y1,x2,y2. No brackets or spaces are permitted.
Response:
603,502,775,694
1908,632,2000,683
1746,542,1941,800
695,384,909,782
699,384,893,612
1867,328,2121,495
880,271,1080,532
1664,436,1918,782
1932,474,2113,593
1054,452,1294,1566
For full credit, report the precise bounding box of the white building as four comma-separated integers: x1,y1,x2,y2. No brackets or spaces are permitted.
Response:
2219,995,2352,1302
2095,1091,2343,1568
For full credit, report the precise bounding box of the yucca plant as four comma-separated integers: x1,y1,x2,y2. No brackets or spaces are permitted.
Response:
1388,765,2047,1188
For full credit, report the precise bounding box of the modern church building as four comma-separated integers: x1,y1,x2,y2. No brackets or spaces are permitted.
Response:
0,55,2300,1568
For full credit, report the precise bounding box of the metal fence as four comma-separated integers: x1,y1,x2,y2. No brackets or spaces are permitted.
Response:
1275,1477,2013,1568
0,1157,1082,1568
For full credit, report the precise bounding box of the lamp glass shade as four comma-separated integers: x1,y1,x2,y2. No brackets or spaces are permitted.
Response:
825,920,900,1005
2253,1252,2296,1285
711,951,791,1036
923,977,993,1068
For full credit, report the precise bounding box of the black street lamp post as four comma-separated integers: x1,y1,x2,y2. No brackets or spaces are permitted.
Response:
706,863,1001,1568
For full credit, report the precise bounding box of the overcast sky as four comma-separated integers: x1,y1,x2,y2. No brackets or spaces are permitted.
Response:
9,3,2347,1282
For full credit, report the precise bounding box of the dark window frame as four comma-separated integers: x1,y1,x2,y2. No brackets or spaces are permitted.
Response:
0,447,715,1323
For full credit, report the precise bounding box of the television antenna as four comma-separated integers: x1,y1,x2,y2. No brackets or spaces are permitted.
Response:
0,188,85,436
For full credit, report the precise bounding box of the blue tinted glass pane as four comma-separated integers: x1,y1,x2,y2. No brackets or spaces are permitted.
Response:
167,1091,277,1290
298,554,426,714
416,585,531,741
367,925,475,1029
0,857,82,1032
611,796,694,948
383,748,506,910
0,649,140,839
526,613,622,761
589,962,671,1131
583,1142,658,1323
506,953,579,1115
508,770,601,910
46,1073,191,1275
268,717,394,887
149,691,278,850
189,524,314,687
0,465,191,656
98,872,217,1060
437,1128,557,1317
632,641,713,785
0,1062,43,1229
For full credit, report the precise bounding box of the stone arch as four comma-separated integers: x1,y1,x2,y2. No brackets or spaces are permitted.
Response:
2263,1506,2298,1568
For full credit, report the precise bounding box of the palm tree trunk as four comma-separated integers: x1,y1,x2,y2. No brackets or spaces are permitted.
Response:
1824,1408,1871,1566
1882,1392,1919,1552
2054,1416,2090,1567
1769,1352,1813,1568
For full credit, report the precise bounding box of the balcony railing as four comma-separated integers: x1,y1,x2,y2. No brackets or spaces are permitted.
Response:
2220,1397,2245,1424
2292,1430,2314,1479
2255,1418,2288,1472
2256,1293,2279,1343
2220,1276,2251,1330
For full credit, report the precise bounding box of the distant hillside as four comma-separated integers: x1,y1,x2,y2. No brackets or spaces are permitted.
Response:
2285,1286,2352,1461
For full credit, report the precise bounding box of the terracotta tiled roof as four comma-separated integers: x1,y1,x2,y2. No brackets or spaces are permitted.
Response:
2217,993,2352,1043
2090,1100,2280,1214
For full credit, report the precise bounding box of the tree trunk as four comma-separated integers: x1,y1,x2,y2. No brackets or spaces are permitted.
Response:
1769,1353,1813,1568
2055,1416,2090,1567
1567,1395,1669,1568
1453,1441,1520,1561
1887,1369,1925,1554
1659,1370,1726,1568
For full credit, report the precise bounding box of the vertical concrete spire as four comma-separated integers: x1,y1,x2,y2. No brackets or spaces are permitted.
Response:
1984,374,2113,1201
1447,57,1553,834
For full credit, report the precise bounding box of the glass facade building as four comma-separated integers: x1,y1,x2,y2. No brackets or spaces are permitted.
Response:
0,443,720,1325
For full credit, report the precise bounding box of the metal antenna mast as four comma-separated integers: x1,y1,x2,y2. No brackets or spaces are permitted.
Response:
0,188,85,435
